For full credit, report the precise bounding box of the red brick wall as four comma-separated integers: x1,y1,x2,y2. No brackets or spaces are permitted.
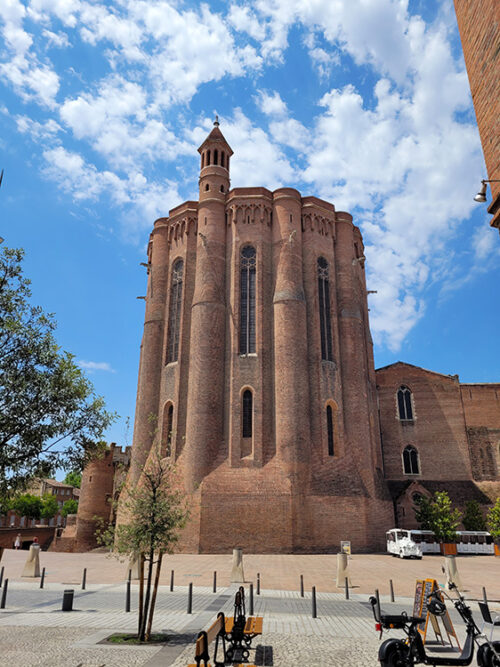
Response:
454,0,500,228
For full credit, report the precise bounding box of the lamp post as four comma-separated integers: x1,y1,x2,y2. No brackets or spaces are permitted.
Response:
474,179,500,203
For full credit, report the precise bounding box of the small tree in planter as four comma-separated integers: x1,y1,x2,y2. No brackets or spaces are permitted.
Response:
98,447,189,642
414,491,462,553
462,499,486,531
486,497,500,555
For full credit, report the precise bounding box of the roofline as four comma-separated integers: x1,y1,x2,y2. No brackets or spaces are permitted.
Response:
375,361,458,380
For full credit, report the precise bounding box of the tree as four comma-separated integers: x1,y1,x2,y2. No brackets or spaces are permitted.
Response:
40,493,59,522
98,448,188,641
0,246,116,496
12,494,42,520
414,494,434,530
486,497,500,543
413,491,462,543
63,471,82,488
462,499,486,531
61,499,79,517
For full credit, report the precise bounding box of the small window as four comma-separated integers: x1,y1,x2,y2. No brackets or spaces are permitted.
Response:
326,405,334,456
205,183,210,191
220,185,224,192
397,386,413,420
214,149,218,165
221,152,225,168
207,150,211,166
242,390,253,438
201,153,205,168
403,445,419,474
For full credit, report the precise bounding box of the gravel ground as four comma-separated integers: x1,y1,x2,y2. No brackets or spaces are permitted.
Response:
0,626,162,667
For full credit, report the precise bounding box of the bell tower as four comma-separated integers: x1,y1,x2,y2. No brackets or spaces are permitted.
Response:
183,120,233,496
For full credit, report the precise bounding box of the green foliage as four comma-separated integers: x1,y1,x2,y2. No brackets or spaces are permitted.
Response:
413,491,462,543
414,495,434,530
63,471,82,488
12,494,42,520
0,245,116,496
98,448,189,641
61,498,79,517
40,493,59,520
486,497,500,542
462,499,486,531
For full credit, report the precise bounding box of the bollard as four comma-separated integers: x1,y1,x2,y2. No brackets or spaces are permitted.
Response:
312,586,317,619
390,579,395,602
257,572,260,595
170,569,174,592
345,577,349,600
375,588,381,620
213,571,217,593
0,565,4,588
62,589,74,612
128,569,132,583
483,586,488,604
81,567,87,590
126,579,131,612
40,567,46,589
300,574,304,598
250,583,254,616
187,582,193,614
0,579,8,609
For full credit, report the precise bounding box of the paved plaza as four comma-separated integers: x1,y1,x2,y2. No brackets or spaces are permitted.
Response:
0,549,498,666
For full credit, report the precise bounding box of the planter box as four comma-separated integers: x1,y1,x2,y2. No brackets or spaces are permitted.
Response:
440,543,457,556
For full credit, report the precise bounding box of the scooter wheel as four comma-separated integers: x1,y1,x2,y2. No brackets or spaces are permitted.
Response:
477,641,500,667
379,639,410,666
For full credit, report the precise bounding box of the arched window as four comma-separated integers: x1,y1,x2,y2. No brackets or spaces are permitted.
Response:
221,152,225,168
163,403,174,457
239,246,256,355
242,390,253,438
201,153,204,168
403,445,419,474
167,259,183,363
207,150,211,166
397,386,413,420
214,149,218,165
317,257,332,361
326,405,334,456
205,183,210,191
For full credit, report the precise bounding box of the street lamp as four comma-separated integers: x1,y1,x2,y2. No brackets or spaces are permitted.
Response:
474,179,500,203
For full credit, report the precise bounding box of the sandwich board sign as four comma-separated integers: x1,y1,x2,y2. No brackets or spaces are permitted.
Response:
412,578,460,649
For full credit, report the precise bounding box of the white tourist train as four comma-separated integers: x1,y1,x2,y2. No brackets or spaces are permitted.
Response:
386,529,495,558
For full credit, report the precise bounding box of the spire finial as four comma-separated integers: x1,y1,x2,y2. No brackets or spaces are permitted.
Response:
214,114,219,127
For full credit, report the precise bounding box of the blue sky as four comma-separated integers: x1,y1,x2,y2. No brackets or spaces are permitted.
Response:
1,0,499,450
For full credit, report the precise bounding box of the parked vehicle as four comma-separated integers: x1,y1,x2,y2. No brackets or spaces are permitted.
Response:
369,583,500,666
386,530,494,557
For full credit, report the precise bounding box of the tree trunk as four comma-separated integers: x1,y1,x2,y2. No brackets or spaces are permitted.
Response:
139,546,155,641
138,553,145,637
145,551,163,641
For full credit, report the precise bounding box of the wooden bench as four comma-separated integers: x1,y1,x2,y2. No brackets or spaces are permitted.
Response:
188,610,256,667
224,586,263,663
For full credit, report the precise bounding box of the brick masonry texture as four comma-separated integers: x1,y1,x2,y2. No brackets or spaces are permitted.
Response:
454,0,500,229
112,125,499,553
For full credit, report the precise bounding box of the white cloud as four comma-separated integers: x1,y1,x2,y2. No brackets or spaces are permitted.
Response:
77,360,116,373
228,4,266,41
42,29,70,48
257,90,287,117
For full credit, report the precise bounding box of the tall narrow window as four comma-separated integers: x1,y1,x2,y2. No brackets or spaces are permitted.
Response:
397,386,413,420
318,257,333,361
239,246,256,355
167,259,184,363
221,152,225,168
242,390,253,438
214,149,218,165
163,403,174,457
326,405,334,456
403,445,419,474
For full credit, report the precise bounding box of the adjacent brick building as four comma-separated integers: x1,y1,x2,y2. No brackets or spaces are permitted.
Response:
115,123,500,553
454,0,500,231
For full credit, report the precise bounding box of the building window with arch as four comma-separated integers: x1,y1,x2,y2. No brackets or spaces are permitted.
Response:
397,385,413,420
167,259,184,363
242,389,253,438
326,405,334,456
239,246,256,355
162,403,174,457
317,257,333,361
403,445,420,475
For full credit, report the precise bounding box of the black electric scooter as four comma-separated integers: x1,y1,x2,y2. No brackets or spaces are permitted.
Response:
369,583,500,666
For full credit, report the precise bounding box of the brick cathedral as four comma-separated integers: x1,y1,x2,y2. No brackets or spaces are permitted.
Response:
107,122,498,554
